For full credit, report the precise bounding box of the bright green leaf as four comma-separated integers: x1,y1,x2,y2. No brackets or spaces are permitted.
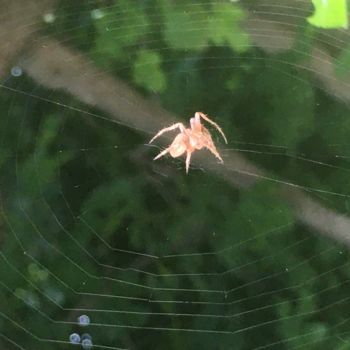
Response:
307,0,348,29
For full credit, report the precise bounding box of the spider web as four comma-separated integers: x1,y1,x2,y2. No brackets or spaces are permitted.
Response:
1,1,350,349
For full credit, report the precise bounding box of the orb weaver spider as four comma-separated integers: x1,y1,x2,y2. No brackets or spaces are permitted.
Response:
149,112,227,174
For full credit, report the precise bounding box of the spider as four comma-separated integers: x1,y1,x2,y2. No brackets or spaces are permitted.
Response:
149,112,227,174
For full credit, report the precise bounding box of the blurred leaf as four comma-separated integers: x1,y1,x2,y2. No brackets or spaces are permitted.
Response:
133,50,166,92
161,3,208,50
79,179,139,238
308,0,348,29
207,4,250,52
336,339,350,350
162,2,249,52
14,288,40,308
335,46,350,78
217,182,295,269
28,263,49,282
93,0,149,66
255,64,315,148
17,116,74,198
234,182,294,237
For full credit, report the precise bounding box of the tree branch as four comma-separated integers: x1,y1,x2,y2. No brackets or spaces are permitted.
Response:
19,35,350,247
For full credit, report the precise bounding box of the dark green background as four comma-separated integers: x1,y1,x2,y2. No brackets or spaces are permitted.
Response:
1,1,350,349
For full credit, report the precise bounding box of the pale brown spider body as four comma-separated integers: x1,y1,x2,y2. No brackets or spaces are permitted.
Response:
149,112,227,174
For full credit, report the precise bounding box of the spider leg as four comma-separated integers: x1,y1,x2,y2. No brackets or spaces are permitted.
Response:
195,112,228,144
205,142,224,163
149,123,186,144
153,147,170,160
185,152,192,174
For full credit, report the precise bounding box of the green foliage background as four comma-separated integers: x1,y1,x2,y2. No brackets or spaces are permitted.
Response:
2,1,350,349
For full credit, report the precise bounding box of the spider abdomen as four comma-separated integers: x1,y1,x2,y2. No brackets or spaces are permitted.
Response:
169,133,188,157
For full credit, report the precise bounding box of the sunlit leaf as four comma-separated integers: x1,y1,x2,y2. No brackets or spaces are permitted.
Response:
307,0,348,29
